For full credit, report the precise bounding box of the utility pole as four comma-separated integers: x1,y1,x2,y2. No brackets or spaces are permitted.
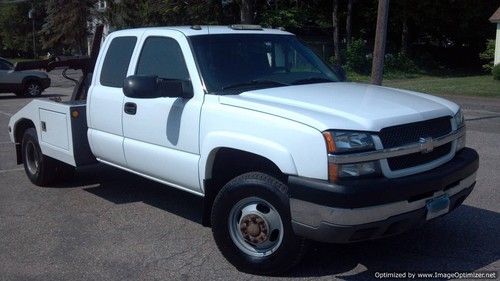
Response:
371,0,390,85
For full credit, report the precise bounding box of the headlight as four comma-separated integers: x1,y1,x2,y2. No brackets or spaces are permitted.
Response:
323,131,380,181
454,108,464,128
322,131,375,154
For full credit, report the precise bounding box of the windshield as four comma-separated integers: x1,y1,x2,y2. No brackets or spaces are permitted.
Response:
189,34,339,94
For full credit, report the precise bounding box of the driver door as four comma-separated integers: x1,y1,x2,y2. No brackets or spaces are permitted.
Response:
122,30,204,193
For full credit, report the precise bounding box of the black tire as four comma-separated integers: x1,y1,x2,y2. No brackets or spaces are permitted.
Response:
23,80,42,97
14,91,25,97
211,172,307,275
21,128,74,186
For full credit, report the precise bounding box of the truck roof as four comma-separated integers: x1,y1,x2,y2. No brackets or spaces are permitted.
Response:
109,25,293,37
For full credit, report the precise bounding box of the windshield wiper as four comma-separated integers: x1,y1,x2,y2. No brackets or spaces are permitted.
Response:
291,77,335,85
221,79,289,91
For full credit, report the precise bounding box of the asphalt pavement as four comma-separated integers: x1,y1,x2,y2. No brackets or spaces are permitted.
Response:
0,74,498,280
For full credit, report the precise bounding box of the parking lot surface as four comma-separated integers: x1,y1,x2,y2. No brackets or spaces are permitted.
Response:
0,76,499,280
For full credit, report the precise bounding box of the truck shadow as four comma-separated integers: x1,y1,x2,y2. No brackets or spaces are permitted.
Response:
67,164,499,278
70,164,204,224
288,206,500,278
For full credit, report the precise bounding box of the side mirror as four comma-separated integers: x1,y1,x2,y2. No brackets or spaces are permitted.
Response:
123,75,194,99
332,64,347,82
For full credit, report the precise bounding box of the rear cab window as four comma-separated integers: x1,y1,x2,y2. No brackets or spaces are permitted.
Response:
135,36,190,80
100,36,137,87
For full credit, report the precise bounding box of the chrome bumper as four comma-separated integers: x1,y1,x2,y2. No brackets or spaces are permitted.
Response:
291,172,475,228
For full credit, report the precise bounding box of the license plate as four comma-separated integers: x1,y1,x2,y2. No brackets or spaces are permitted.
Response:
426,194,450,221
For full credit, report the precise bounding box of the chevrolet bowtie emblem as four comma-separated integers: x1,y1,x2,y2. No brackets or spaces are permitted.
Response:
419,137,434,154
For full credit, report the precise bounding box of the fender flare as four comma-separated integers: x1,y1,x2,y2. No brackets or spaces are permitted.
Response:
199,131,298,187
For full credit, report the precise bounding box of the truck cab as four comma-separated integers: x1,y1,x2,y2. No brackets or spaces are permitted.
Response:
8,25,479,275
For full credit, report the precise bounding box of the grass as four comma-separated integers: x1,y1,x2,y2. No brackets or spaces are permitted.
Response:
347,72,500,98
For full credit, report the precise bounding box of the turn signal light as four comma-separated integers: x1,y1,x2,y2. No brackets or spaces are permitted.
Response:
322,132,336,153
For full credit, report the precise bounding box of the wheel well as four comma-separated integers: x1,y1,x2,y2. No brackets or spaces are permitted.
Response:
202,148,286,227
22,76,41,87
14,119,35,164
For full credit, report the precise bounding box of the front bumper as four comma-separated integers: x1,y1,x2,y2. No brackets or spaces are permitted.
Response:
288,147,479,243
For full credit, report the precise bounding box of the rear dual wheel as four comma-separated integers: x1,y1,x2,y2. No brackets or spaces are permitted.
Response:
21,128,74,186
211,172,307,275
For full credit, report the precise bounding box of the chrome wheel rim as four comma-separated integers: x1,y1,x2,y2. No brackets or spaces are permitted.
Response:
228,197,284,257
27,84,41,96
25,141,40,175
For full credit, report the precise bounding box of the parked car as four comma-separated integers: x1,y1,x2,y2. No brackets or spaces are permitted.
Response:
0,57,51,97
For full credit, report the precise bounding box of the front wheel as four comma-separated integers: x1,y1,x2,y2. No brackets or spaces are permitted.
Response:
211,172,307,275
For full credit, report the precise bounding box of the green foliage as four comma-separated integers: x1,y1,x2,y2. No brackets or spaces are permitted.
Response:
480,40,496,72
41,0,97,54
344,38,370,74
493,64,500,81
105,0,223,29
0,1,46,57
260,7,307,29
385,52,418,73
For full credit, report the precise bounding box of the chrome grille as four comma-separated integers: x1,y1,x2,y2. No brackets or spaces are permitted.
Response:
379,117,453,170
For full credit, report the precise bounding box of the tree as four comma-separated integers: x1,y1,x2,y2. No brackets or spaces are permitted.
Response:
41,0,97,55
371,0,389,85
346,0,355,47
332,0,341,65
104,0,223,29
0,1,46,57
240,0,254,24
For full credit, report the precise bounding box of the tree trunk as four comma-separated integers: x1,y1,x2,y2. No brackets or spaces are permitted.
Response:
401,16,409,55
371,0,390,85
332,0,341,65
346,0,354,47
240,0,254,24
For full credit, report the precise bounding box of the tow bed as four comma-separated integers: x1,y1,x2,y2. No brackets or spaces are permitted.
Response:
9,99,96,167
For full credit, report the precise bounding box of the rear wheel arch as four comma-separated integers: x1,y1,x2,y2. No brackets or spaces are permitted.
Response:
14,119,36,164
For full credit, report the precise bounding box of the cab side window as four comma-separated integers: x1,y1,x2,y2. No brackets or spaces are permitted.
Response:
100,36,137,87
135,37,190,81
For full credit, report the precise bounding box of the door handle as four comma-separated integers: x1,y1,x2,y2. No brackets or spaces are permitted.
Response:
124,102,137,115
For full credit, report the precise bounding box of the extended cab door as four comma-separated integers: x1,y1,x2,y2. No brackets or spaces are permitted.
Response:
121,30,204,193
87,34,139,166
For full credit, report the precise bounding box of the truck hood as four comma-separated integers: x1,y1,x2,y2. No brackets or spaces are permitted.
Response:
219,82,459,132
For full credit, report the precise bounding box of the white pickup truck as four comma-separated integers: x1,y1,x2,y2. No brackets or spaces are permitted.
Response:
8,25,479,274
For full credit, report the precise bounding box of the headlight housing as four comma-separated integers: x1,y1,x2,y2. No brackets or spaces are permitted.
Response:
454,108,466,151
454,108,464,128
323,131,381,181
322,131,375,154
